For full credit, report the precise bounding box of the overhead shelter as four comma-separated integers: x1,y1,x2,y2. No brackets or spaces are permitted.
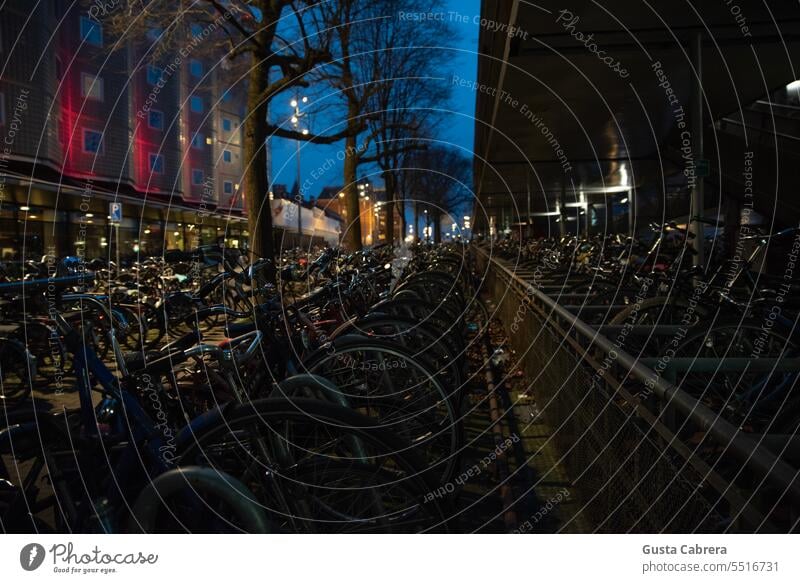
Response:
473,1,800,241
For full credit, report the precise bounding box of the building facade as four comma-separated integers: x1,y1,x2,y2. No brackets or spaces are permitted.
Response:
317,180,401,246
0,0,249,261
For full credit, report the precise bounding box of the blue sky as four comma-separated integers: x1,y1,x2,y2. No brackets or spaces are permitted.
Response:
268,0,480,205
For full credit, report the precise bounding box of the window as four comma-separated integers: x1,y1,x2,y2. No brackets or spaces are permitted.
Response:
146,27,162,42
223,150,232,163
222,118,232,131
223,181,233,195
190,23,204,38
222,90,232,103
149,153,164,174
81,73,104,101
82,129,103,154
190,96,203,113
191,133,204,149
190,59,203,77
80,17,103,47
146,65,163,85
148,110,164,130
192,169,204,185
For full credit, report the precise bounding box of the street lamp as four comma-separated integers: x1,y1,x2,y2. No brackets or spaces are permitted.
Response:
291,94,309,236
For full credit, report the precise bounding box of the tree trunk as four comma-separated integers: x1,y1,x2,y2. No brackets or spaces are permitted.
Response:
399,198,406,242
342,104,362,250
244,49,273,265
382,170,395,246
433,213,441,243
413,202,419,243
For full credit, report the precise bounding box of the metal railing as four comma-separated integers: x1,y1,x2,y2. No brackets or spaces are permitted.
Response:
475,246,800,532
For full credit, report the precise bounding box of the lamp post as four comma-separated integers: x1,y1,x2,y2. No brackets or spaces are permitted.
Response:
290,94,309,237
358,182,372,246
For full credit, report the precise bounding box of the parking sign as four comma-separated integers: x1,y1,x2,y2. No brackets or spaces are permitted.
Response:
109,202,122,223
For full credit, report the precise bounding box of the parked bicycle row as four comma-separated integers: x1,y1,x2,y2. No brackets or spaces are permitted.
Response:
490,222,800,438
0,243,483,533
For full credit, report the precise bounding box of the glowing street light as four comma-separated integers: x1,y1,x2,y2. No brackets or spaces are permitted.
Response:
290,93,309,235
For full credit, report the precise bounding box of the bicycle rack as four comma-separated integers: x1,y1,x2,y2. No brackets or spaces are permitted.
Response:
475,246,800,532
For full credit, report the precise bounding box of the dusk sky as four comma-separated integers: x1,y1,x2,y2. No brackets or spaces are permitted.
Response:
268,0,480,209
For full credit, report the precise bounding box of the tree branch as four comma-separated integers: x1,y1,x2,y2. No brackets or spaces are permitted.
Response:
265,121,365,144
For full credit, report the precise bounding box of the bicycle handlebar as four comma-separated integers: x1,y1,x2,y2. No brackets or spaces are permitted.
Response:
0,273,95,296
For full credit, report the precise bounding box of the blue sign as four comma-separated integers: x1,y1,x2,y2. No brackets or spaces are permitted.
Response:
109,202,122,223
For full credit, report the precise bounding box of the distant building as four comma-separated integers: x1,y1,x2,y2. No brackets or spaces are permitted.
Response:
317,180,401,246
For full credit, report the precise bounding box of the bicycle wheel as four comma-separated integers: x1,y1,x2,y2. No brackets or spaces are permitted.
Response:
369,297,464,357
670,320,800,433
0,338,33,403
394,272,465,323
128,467,271,533
333,314,466,403
609,296,706,326
12,320,65,382
176,398,451,532
302,336,462,483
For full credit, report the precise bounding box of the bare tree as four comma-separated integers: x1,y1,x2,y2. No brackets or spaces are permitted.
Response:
105,0,456,255
296,0,451,249
401,145,471,243
359,0,452,245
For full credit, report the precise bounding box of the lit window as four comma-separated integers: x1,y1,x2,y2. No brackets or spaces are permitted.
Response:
191,133,204,149
80,17,103,47
146,65,163,85
222,90,232,103
190,23,203,37
149,153,164,174
81,73,104,101
223,181,233,194
223,150,232,163
190,96,203,113
190,60,203,77
222,118,232,131
148,110,164,130
192,169,204,185
82,129,103,154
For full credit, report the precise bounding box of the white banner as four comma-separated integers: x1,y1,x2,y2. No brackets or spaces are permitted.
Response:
1,535,797,582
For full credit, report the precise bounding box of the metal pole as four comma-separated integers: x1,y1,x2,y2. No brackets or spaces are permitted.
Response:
628,188,634,238
296,139,302,237
584,205,591,236
690,31,705,267
115,224,120,269
558,181,567,238
526,172,532,239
